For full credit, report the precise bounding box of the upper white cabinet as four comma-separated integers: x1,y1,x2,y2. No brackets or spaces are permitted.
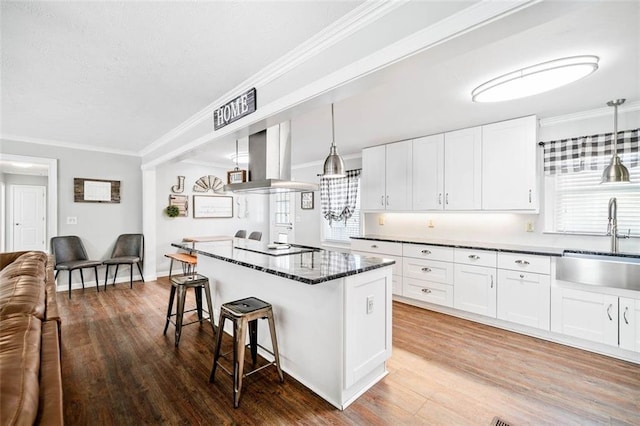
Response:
361,141,412,211
444,127,482,210
412,134,444,210
482,115,538,211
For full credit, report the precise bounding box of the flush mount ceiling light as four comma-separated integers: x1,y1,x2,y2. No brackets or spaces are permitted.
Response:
601,98,631,184
471,55,599,102
322,103,346,178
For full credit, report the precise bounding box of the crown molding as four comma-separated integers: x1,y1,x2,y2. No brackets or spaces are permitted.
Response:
539,100,640,127
0,134,140,157
139,0,405,158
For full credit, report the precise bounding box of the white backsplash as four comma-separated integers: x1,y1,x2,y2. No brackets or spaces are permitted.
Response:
363,212,640,254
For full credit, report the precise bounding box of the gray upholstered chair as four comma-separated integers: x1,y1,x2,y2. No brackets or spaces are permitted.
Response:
248,231,262,241
51,235,103,299
103,234,144,289
234,230,247,238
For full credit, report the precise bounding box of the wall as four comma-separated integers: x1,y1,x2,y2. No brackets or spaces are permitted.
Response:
361,109,640,254
154,161,269,275
1,139,143,287
2,173,48,250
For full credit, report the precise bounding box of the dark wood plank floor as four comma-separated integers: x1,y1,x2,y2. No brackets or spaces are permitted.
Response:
58,278,640,425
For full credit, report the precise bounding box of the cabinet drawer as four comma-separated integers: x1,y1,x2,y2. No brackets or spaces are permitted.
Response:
403,258,453,284
392,274,403,296
498,252,551,275
454,248,497,268
351,239,403,256
403,277,453,307
352,251,402,276
403,243,454,262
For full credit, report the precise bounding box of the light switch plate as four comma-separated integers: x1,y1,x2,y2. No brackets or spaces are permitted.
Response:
67,217,77,225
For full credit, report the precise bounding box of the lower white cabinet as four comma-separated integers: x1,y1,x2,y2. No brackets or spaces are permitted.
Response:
551,287,619,346
351,240,403,296
497,270,550,330
453,263,496,317
619,297,640,352
402,256,454,308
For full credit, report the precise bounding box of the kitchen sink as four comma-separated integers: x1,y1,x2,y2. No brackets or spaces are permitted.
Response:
556,251,640,291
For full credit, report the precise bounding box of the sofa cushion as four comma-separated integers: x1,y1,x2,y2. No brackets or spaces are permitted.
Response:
0,315,42,426
35,320,64,426
0,253,47,320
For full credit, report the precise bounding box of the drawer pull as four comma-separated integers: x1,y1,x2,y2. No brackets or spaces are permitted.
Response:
515,260,530,266
421,267,432,273
421,288,432,294
519,274,525,279
623,306,629,325
606,304,613,321
371,245,378,249
421,249,431,255
468,255,480,260
490,275,494,288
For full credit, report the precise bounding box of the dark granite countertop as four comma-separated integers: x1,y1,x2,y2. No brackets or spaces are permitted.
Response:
172,239,395,285
351,235,566,257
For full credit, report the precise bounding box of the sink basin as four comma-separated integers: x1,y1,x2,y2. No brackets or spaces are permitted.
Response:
556,251,640,291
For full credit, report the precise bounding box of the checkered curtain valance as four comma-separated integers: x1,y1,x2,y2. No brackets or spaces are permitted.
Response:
320,169,361,225
542,128,639,175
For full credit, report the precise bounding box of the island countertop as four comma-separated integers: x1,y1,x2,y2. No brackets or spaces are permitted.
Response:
172,239,395,285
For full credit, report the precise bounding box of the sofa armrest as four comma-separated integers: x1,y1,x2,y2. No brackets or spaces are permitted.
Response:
36,320,64,426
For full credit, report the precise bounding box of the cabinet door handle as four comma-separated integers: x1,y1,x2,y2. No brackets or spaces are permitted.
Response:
438,193,442,205
381,195,384,206
606,304,613,321
528,189,532,203
371,244,378,249
515,260,530,266
468,255,480,260
421,249,431,255
519,274,525,279
421,288,432,294
386,195,390,206
421,267,432,273
445,193,449,205
623,306,629,325
490,275,494,288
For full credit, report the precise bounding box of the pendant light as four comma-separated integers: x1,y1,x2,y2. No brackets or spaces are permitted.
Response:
601,99,631,184
322,103,345,178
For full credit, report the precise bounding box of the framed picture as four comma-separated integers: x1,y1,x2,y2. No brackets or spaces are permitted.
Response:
301,191,314,210
169,194,188,217
193,195,233,218
227,170,247,184
74,178,120,203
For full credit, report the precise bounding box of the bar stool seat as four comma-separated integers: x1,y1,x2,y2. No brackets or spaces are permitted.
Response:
209,297,284,408
163,273,215,347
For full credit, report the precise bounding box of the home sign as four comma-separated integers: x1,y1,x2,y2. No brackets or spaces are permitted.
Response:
213,88,256,130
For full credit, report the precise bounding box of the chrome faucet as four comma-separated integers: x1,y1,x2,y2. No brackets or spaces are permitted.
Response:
607,197,618,253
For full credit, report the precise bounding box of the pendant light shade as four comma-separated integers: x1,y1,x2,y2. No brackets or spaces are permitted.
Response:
601,99,631,184
323,103,346,178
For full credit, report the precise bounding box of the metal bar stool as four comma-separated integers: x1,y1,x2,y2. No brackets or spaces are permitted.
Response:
163,273,215,347
209,297,284,408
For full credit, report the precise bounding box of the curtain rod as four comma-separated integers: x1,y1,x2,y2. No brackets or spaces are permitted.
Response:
538,127,639,147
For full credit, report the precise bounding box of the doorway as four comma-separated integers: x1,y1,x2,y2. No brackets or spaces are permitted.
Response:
270,192,295,243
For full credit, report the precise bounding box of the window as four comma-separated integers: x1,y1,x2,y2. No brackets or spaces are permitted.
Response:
274,193,291,226
320,170,361,243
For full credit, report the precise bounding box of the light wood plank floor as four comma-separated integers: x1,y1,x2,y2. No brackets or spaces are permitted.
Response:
58,278,640,425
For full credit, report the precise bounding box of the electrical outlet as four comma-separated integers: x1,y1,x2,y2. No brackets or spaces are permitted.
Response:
366,296,374,314
428,219,435,228
526,221,534,232
67,217,77,225
378,215,385,226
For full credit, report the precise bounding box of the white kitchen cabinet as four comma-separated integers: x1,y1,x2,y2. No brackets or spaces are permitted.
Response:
454,263,497,317
444,127,482,210
351,239,403,296
551,287,619,346
412,134,444,210
619,297,640,352
481,115,538,211
497,270,550,330
402,256,454,308
361,141,412,211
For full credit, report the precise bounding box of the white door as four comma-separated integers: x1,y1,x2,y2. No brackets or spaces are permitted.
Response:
413,134,444,210
385,140,412,210
619,297,640,352
497,270,550,330
12,185,46,251
444,127,482,210
270,192,294,243
453,263,496,317
361,145,386,211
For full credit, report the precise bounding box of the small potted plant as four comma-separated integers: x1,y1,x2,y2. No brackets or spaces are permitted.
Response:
165,205,180,218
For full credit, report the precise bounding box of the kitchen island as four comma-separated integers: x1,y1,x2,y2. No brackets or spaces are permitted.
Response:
172,238,394,410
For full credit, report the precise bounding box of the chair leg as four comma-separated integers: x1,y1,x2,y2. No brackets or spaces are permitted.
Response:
210,313,226,382
163,286,176,335
168,259,174,280
129,264,133,289
137,262,145,282
68,270,72,299
113,265,119,285
104,264,109,289
202,281,215,334
94,266,99,292
195,287,203,323
79,269,85,289
267,310,284,383
175,285,187,347
55,270,59,279
234,319,248,408
249,320,258,367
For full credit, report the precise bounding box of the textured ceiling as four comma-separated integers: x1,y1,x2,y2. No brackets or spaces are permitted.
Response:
0,1,361,154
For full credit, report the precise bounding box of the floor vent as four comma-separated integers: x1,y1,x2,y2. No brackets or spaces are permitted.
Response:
490,417,511,426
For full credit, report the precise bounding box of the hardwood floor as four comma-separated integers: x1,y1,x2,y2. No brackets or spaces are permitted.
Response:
58,278,640,425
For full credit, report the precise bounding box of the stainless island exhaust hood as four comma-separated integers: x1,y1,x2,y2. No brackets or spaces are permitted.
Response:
224,121,319,194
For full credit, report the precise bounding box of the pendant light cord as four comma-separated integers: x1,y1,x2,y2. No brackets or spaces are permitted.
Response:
234,139,239,171
331,103,335,148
